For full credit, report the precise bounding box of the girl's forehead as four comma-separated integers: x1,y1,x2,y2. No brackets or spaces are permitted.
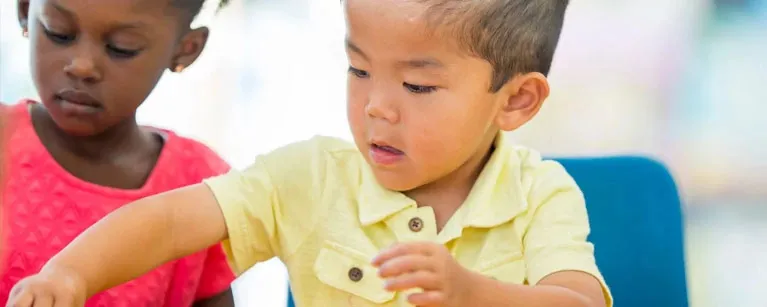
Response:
37,0,181,27
39,0,174,16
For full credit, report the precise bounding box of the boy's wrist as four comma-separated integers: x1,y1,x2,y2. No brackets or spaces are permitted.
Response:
459,269,528,307
458,269,492,305
40,261,90,297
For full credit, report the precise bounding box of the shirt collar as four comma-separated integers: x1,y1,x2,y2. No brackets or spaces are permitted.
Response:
356,132,528,232
357,164,416,226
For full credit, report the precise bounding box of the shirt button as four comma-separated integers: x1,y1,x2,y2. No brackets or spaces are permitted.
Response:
348,267,363,282
408,217,424,232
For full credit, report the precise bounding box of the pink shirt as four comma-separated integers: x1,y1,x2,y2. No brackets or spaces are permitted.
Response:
0,101,236,307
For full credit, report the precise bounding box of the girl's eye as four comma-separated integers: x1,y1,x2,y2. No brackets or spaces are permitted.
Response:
106,44,141,59
43,28,75,45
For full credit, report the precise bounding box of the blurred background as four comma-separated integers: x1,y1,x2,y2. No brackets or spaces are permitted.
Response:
2,0,765,306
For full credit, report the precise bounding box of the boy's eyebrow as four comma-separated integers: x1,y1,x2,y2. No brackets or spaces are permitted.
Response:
398,57,444,69
345,38,369,60
345,38,444,69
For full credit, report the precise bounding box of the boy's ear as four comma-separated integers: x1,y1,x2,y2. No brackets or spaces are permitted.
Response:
169,26,209,72
494,72,550,131
18,0,30,33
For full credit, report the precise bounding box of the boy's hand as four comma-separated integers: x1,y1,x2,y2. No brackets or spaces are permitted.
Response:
372,242,473,307
6,266,86,307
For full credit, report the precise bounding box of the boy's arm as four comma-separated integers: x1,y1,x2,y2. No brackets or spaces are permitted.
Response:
471,161,610,306
463,270,606,307
372,159,611,307
43,184,229,298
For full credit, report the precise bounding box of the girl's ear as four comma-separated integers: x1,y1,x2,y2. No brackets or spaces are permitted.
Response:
169,27,209,72
18,0,31,36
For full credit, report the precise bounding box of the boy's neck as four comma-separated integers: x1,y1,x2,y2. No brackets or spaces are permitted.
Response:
404,131,498,231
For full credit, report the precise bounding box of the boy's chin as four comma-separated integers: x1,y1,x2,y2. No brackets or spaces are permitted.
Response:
371,170,423,192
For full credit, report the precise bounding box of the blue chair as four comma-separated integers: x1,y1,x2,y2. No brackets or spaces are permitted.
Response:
288,156,688,307
556,156,688,307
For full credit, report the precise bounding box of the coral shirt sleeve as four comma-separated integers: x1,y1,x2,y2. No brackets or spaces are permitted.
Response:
194,244,237,300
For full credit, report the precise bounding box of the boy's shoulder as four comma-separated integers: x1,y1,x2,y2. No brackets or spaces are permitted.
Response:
249,135,360,187
260,135,358,164
159,130,231,177
280,135,356,153
509,146,568,177
504,144,581,209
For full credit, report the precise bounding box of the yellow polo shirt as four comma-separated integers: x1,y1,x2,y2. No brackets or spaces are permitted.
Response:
204,134,612,306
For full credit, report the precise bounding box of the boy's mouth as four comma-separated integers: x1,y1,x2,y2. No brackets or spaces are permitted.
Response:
369,142,405,165
372,143,404,155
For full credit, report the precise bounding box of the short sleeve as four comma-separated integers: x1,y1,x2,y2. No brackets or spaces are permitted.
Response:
203,136,350,275
204,157,282,275
522,161,613,306
194,244,237,300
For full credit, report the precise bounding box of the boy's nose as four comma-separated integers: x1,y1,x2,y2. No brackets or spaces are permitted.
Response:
366,92,400,124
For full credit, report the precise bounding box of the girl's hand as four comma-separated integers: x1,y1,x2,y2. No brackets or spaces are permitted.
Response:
6,266,86,307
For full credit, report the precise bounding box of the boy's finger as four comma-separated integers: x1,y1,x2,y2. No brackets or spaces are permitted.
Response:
30,293,53,307
6,291,34,307
52,298,74,307
378,254,434,278
383,271,441,292
372,242,434,266
407,290,445,306
52,290,76,307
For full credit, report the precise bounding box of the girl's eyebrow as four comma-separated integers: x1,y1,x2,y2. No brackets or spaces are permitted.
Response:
50,1,150,30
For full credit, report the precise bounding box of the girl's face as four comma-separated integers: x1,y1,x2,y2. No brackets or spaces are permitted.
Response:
18,0,208,136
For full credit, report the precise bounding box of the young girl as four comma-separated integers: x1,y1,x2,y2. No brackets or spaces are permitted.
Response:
1,0,236,306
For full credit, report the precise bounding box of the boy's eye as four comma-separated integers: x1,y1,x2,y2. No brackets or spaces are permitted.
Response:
106,44,141,59
403,83,438,94
347,66,369,79
43,28,75,45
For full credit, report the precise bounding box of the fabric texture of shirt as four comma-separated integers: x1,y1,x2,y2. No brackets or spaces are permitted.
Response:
205,133,612,307
0,101,236,307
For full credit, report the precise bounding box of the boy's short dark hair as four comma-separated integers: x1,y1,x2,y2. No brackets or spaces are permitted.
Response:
418,0,569,92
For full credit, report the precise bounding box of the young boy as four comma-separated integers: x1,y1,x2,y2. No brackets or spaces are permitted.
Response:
7,0,612,306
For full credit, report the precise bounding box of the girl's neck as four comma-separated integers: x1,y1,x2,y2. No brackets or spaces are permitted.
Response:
30,103,154,162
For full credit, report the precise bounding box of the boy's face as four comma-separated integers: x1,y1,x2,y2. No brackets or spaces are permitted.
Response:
18,0,207,136
344,0,509,192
